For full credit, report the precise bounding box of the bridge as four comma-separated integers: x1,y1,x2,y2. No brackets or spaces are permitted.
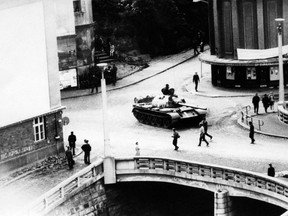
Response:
23,156,288,216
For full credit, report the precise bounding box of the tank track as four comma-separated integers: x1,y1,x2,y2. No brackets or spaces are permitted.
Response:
132,108,173,128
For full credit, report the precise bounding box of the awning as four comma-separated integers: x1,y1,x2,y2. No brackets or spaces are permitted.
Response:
237,45,288,60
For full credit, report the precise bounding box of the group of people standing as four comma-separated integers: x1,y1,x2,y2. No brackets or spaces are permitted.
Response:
89,63,118,94
171,117,213,151
65,131,92,169
252,92,275,114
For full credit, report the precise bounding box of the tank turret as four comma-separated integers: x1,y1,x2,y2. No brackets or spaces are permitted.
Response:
132,95,207,128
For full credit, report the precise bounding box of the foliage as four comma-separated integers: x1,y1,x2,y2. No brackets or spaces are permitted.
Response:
92,0,208,56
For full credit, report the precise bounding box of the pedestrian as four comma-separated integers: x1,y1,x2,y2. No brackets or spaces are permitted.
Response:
193,72,200,92
110,64,118,86
68,131,76,155
267,163,275,177
192,37,200,56
81,139,92,165
90,65,99,94
65,146,74,169
110,43,115,57
198,31,205,52
249,121,255,144
198,123,209,147
200,117,212,140
262,94,270,113
135,142,140,156
252,93,260,114
172,128,180,151
268,92,275,111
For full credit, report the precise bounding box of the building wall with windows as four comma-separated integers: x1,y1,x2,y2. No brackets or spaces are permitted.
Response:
0,0,65,176
201,0,288,88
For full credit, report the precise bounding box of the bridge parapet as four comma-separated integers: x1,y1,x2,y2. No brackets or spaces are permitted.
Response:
115,157,288,210
23,159,104,216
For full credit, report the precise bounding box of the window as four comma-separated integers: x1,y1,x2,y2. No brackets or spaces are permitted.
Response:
226,66,235,80
33,116,46,142
270,66,279,81
246,67,256,80
73,0,81,12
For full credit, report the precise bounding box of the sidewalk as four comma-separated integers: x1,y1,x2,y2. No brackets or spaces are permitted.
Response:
61,48,288,139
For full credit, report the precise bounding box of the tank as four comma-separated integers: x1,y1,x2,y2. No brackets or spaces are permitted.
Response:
132,95,207,128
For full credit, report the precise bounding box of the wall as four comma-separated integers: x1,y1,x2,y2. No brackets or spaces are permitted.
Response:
0,110,64,176
47,179,108,216
0,0,50,126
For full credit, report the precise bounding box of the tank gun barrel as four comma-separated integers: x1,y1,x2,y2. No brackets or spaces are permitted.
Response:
178,103,207,110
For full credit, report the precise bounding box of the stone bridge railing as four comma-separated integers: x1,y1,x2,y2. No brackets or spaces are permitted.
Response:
278,102,288,124
23,156,288,216
116,157,288,210
23,159,104,216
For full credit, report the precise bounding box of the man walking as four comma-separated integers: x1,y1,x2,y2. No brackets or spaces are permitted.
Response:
81,139,92,165
201,117,212,140
172,128,180,151
68,131,76,155
198,123,209,147
267,163,275,177
193,72,200,92
249,121,255,144
252,93,260,114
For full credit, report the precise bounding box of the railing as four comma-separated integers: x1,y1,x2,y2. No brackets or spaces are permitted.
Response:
23,159,104,216
116,157,288,208
240,105,264,130
278,102,288,124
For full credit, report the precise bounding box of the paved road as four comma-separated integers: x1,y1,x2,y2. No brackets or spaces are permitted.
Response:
1,48,288,216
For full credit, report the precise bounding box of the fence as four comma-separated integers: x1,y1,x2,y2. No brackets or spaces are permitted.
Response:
240,105,264,130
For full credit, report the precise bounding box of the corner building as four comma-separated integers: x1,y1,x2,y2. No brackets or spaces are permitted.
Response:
0,0,65,176
200,0,288,88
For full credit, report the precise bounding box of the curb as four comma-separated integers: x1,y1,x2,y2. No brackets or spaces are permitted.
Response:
61,49,205,100
237,117,288,139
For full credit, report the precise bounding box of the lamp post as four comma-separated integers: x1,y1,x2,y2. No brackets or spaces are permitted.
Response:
275,18,285,106
96,63,115,184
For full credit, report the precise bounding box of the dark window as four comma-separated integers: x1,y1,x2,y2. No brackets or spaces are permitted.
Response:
73,1,81,12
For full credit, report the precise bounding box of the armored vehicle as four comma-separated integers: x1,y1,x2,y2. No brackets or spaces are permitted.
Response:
132,95,207,128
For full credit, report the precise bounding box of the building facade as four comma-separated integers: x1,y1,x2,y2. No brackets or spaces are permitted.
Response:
57,0,95,90
0,0,65,176
200,0,288,88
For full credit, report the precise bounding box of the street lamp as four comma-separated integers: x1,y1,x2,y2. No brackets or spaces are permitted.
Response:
96,63,115,184
275,18,285,107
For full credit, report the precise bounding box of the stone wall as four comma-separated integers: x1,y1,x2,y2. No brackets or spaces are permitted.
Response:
47,179,108,216
0,111,64,176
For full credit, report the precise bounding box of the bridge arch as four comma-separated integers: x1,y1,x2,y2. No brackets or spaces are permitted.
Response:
115,157,288,210
24,157,288,216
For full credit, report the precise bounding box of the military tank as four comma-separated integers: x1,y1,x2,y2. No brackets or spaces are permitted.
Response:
132,95,207,128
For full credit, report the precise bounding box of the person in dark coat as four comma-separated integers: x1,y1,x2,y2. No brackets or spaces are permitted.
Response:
193,72,200,92
172,128,180,151
161,84,171,95
262,94,270,113
110,64,118,86
90,65,99,94
68,131,76,155
81,139,92,165
249,121,255,144
252,93,260,114
192,37,200,56
65,146,74,169
267,163,275,177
